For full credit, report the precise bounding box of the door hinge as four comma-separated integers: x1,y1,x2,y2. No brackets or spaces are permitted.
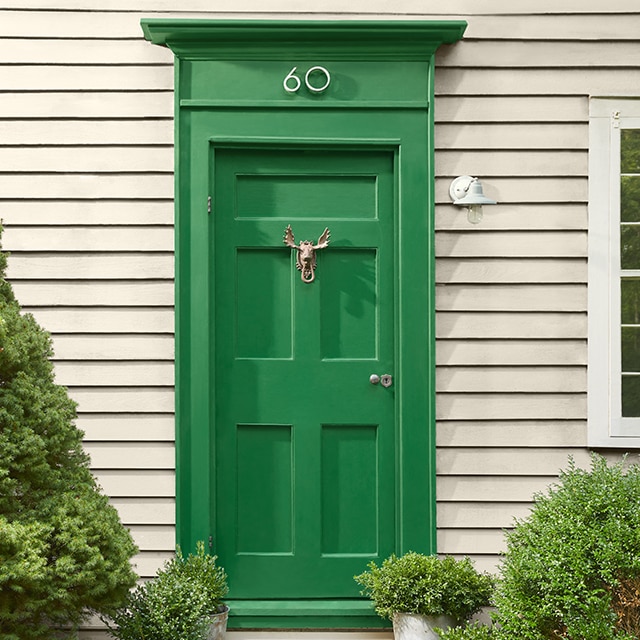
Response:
207,196,212,214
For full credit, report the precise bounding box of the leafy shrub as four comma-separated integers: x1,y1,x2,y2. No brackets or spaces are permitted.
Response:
436,621,496,640
354,552,494,623
106,541,228,640
0,227,138,639
493,454,640,640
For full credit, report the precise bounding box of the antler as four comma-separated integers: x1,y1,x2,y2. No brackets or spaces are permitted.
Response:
314,227,331,250
283,224,298,249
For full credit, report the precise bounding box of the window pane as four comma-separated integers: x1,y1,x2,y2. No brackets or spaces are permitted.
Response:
621,129,640,173
621,279,640,324
622,375,640,417
621,225,640,268
621,176,640,222
622,326,640,372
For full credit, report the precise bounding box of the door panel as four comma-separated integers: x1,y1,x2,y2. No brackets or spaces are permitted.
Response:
213,143,395,599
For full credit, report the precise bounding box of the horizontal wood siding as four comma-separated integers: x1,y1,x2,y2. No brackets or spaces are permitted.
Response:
1,1,626,616
0,5,175,584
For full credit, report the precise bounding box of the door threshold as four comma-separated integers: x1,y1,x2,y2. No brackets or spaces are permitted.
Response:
228,632,393,640
227,599,390,630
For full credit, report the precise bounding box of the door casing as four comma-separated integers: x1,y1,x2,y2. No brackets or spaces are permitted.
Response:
141,18,467,629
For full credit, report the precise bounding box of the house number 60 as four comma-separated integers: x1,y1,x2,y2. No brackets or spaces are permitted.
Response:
283,66,331,94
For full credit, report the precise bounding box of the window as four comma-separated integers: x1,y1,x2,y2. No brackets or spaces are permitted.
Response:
589,98,640,446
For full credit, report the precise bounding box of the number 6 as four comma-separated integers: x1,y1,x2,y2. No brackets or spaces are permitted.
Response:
283,67,302,94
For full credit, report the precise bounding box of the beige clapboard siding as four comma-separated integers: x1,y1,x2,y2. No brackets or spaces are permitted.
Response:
127,525,176,551
437,150,587,177
438,40,640,68
435,96,588,122
4,0,640,12
0,94,173,118
0,65,172,91
78,415,174,442
0,39,172,64
0,146,173,173
436,178,587,205
85,443,175,469
436,258,586,283
438,529,506,556
69,389,174,414
27,308,174,334
435,204,587,232
435,123,588,150
436,366,586,393
11,282,173,306
437,68,640,96
438,502,532,529
436,340,586,366
8,255,173,280
55,362,174,386
435,393,586,421
437,475,566,502
437,421,587,447
110,498,175,525
436,231,587,257
48,335,174,360
0,175,173,199
437,448,592,477
436,312,587,339
94,471,175,497
436,284,586,311
2,202,174,226
3,227,173,251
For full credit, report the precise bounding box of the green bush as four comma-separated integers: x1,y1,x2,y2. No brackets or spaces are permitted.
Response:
105,541,228,640
0,228,138,639
354,552,494,623
493,454,640,640
436,621,496,640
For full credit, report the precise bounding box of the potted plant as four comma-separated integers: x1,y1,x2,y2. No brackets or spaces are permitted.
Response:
354,552,494,640
105,540,228,640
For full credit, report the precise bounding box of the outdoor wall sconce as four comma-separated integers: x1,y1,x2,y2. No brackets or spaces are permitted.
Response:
449,175,497,224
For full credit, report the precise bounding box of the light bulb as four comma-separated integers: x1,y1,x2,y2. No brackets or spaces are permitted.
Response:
467,204,483,224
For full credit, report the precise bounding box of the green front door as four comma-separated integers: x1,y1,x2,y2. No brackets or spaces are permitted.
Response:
141,17,468,629
213,142,396,599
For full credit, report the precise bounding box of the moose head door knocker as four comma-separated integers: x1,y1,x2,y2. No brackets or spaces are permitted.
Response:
283,225,331,283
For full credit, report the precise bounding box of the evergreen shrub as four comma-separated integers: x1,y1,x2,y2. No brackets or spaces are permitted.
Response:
0,228,138,639
493,454,640,640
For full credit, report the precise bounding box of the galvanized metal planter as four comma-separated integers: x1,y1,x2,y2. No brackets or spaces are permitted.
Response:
206,605,229,640
392,612,454,640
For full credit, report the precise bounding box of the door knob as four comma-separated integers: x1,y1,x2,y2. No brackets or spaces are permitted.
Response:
370,374,393,387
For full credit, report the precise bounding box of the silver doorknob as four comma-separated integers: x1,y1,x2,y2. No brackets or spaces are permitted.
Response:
370,374,393,387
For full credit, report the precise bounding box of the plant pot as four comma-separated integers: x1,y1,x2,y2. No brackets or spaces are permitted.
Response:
206,604,229,640
392,612,455,640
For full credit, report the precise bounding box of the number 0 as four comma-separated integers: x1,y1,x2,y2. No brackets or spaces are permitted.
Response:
305,66,331,93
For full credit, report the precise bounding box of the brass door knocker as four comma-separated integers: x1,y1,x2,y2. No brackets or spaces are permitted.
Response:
283,225,330,283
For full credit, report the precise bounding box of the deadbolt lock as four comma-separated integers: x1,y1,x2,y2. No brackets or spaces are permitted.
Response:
370,374,393,387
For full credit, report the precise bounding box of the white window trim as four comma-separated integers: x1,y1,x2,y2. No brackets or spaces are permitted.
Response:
589,98,640,447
